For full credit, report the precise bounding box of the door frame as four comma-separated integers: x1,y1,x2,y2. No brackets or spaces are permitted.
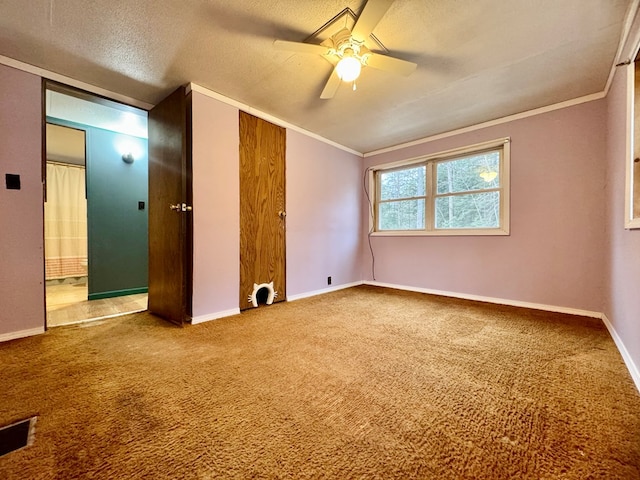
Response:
41,80,157,328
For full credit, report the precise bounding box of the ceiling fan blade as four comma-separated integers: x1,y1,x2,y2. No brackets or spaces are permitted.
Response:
273,39,331,56
351,0,394,42
366,53,417,76
320,68,341,99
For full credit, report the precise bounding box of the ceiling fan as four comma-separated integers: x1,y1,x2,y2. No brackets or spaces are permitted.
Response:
274,0,417,99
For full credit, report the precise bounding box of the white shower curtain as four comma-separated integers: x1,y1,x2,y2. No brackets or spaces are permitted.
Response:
44,162,88,279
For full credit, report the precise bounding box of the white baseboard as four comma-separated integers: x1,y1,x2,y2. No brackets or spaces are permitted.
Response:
191,308,240,325
0,327,45,343
601,313,640,393
287,281,365,302
364,281,602,318
191,283,365,322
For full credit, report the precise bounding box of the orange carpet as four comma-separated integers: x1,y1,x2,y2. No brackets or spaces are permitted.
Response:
1,286,639,478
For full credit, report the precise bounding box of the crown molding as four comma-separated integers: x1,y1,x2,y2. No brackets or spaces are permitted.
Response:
364,91,605,157
188,83,362,156
0,55,153,110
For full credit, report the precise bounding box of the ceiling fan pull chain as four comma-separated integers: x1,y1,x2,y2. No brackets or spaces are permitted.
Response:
352,80,357,91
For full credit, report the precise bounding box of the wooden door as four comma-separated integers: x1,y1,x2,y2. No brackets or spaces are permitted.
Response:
147,86,192,325
239,112,286,310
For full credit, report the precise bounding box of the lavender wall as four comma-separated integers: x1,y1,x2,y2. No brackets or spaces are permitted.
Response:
0,65,44,338
191,92,240,319
604,66,640,376
286,131,362,297
363,100,608,312
190,91,363,317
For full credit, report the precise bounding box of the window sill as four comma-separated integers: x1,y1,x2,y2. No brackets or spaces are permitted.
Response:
371,228,510,237
625,217,640,229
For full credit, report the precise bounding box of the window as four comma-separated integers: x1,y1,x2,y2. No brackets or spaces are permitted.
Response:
378,165,426,230
371,139,510,236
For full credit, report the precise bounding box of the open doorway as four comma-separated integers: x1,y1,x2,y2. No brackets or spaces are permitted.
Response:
44,82,149,327
45,123,89,323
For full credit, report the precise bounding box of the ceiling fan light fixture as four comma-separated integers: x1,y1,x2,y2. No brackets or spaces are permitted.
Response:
274,0,417,99
336,52,362,82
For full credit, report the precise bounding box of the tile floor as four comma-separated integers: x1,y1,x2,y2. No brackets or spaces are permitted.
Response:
46,283,148,327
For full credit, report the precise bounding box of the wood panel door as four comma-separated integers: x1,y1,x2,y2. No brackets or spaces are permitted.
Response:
148,86,192,325
239,111,286,310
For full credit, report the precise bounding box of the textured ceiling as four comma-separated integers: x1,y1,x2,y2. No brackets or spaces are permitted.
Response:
0,0,633,153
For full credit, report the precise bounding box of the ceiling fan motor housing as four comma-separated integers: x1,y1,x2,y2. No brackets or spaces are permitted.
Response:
331,28,371,65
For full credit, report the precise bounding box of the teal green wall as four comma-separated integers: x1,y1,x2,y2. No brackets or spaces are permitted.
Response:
47,117,148,299
86,128,148,298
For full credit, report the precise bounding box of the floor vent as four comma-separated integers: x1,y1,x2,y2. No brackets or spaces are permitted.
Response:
0,416,37,457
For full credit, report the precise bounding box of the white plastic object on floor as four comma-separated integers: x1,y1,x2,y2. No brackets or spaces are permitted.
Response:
248,282,278,307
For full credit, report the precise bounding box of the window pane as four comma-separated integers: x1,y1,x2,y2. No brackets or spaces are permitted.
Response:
379,199,425,230
380,165,426,200
435,192,500,229
436,151,500,194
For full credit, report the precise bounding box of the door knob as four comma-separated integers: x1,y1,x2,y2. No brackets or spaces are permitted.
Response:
278,210,286,218
170,203,193,212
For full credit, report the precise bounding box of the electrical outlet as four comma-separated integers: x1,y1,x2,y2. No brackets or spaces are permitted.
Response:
327,276,332,285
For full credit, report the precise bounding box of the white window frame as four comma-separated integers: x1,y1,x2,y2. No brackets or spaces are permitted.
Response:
368,138,511,236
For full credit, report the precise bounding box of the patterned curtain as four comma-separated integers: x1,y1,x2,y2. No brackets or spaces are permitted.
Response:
44,162,88,279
